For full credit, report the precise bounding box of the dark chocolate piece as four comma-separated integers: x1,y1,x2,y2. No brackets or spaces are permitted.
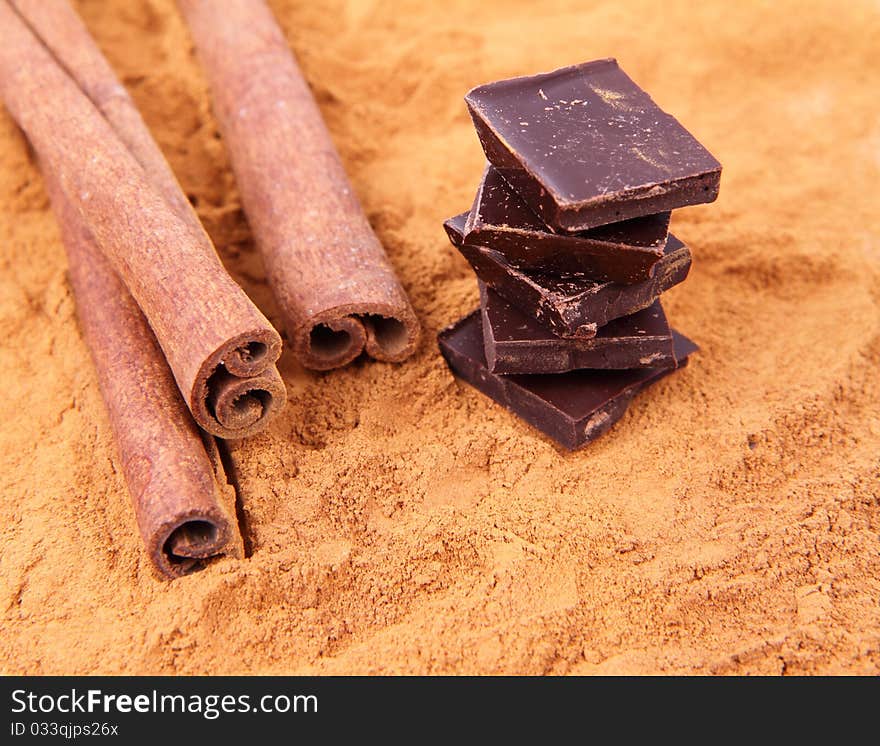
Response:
465,165,669,283
465,58,722,233
443,211,469,246
445,213,691,339
438,311,697,450
480,283,675,374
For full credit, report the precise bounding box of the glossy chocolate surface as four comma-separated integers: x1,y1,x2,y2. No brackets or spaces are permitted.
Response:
445,213,691,338
480,283,674,374
465,59,721,232
464,166,669,282
438,310,697,450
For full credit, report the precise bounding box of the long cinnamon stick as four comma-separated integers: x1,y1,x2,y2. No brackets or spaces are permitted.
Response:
0,0,285,439
178,0,420,370
45,173,243,579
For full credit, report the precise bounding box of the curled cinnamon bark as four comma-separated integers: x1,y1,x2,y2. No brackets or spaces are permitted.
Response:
46,174,243,579
0,0,285,438
178,0,420,370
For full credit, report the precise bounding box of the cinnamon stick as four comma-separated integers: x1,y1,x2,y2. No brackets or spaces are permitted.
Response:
45,173,243,579
9,0,194,224
178,0,420,370
0,0,285,438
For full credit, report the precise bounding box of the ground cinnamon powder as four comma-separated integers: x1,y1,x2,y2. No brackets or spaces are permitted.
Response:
1,0,878,674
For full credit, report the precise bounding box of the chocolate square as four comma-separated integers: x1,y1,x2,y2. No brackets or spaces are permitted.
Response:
464,165,670,283
438,310,697,450
445,212,691,338
480,282,675,374
465,59,721,232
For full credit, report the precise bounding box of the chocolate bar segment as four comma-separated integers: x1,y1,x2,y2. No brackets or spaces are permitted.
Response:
465,165,669,283
480,283,675,374
438,311,697,450
465,58,722,232
445,213,691,339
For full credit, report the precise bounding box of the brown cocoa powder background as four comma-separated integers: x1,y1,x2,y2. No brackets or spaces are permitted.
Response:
1,0,878,675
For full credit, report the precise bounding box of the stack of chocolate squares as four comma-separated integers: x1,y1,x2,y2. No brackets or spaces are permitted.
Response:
439,59,722,450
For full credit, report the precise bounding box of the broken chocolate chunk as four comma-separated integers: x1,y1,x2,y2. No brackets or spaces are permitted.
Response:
465,58,721,232
480,282,675,374
465,165,669,283
445,212,691,339
438,310,697,450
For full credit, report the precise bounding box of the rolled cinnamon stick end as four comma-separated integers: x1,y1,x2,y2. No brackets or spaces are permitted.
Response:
178,0,420,371
198,355,286,440
0,0,286,438
46,174,243,579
